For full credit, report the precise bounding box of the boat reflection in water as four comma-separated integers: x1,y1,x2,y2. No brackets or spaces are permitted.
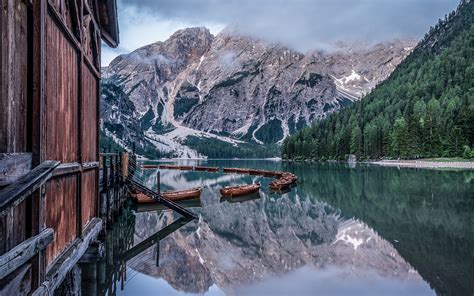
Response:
220,191,262,204
132,199,202,213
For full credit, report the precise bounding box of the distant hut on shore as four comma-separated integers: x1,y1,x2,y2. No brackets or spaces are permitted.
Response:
0,0,119,294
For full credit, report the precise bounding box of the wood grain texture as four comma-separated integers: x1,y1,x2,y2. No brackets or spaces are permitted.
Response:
0,153,32,186
0,160,60,215
45,175,77,265
0,228,53,279
32,218,102,296
81,170,97,228
44,15,78,163
0,201,26,255
0,0,29,153
81,64,98,163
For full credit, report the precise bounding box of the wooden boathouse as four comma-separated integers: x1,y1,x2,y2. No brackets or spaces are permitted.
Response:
0,0,119,294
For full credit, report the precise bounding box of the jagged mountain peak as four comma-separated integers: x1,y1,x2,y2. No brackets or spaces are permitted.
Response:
168,26,213,41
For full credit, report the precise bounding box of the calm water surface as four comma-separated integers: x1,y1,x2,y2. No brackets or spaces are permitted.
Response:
85,160,474,296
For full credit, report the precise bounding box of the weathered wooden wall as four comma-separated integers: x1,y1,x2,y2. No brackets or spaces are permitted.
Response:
0,0,31,270
1,0,102,277
1,0,118,294
0,0,30,153
41,0,102,264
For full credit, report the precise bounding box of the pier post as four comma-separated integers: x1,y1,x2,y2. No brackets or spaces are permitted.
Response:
121,153,128,181
156,172,160,196
102,154,109,225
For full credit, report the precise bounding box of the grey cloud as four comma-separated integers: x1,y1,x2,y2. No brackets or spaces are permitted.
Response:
119,0,459,52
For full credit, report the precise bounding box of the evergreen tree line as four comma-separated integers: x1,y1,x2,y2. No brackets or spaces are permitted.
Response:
283,2,474,160
185,136,279,158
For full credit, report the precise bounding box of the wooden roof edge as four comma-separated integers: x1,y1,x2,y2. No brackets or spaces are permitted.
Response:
99,0,120,48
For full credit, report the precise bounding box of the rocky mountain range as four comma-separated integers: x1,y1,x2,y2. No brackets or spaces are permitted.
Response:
101,27,416,158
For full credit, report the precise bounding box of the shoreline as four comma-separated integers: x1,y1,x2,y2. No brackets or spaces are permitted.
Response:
371,159,474,170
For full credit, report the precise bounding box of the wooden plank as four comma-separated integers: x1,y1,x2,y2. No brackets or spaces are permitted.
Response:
82,162,99,171
0,263,32,295
81,170,97,229
0,228,53,279
81,64,99,162
51,162,81,177
44,175,77,265
0,0,29,153
121,153,128,179
31,1,47,290
32,0,46,167
0,153,32,186
32,218,102,296
50,162,99,177
0,161,60,217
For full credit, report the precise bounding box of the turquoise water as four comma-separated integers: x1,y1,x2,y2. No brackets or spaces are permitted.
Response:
90,160,474,296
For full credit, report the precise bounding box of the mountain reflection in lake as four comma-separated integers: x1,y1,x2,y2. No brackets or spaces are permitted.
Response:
87,160,473,296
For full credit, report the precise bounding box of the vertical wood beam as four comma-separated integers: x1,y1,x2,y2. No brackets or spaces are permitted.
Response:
30,0,47,291
32,0,46,167
121,153,128,180
76,0,84,238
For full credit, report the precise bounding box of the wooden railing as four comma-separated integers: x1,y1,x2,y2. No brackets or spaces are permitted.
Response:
0,151,130,293
0,161,60,281
0,161,60,214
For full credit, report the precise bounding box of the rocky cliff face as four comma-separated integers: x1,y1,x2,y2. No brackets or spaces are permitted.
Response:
101,27,416,158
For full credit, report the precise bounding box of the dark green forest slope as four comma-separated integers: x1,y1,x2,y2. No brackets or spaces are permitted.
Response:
283,0,474,160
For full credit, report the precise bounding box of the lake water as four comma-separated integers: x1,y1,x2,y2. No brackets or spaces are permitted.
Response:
85,160,474,296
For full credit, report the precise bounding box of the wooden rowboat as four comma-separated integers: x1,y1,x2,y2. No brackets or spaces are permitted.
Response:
141,164,160,169
220,183,261,197
158,165,181,170
283,176,297,183
131,192,157,204
195,166,220,172
223,167,250,174
131,188,202,203
179,165,194,171
269,179,292,191
161,187,202,201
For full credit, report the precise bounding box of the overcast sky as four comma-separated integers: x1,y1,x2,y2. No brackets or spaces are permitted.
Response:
102,0,460,66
